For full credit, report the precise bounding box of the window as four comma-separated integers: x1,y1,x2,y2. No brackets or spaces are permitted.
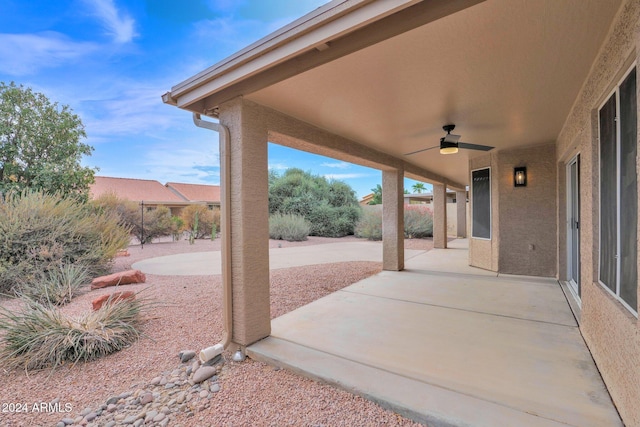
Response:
598,66,637,314
472,168,491,239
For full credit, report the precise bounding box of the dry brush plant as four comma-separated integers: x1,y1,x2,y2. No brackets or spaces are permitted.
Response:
0,294,152,372
0,190,130,294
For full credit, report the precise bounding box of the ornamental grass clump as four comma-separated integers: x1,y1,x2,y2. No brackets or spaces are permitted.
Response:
17,263,89,306
0,295,149,371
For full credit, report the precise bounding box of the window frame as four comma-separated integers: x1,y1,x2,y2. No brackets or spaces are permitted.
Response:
597,63,638,317
471,167,491,240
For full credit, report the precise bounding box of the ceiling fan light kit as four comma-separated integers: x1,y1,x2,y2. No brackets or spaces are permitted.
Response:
404,123,494,156
440,141,459,154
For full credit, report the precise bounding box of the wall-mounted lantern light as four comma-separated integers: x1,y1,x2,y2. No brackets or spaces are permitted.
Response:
514,167,527,187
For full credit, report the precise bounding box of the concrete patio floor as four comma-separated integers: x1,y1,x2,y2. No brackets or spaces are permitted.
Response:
248,240,623,427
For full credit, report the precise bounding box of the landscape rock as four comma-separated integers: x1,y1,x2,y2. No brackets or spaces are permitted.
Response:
192,366,217,383
91,291,136,310
91,269,145,290
179,350,196,363
61,355,224,427
139,392,153,405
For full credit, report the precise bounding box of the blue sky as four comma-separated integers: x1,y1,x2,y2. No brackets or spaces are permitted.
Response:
0,0,430,198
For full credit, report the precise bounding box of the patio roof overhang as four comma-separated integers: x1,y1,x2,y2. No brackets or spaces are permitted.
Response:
163,0,621,187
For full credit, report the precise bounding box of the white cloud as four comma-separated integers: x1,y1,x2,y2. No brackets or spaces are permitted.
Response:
321,161,351,169
83,0,137,43
0,32,97,76
268,163,289,171
324,173,371,180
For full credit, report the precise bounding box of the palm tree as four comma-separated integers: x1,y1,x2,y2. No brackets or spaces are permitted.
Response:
412,182,426,193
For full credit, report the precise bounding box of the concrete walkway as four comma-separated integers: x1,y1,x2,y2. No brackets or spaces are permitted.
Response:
132,242,426,275
248,240,622,427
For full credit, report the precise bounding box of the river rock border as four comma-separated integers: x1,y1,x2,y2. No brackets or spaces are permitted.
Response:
56,350,225,427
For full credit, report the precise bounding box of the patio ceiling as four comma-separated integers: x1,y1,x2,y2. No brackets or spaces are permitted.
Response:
166,0,622,186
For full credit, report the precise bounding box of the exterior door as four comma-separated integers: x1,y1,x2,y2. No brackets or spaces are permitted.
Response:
567,155,580,300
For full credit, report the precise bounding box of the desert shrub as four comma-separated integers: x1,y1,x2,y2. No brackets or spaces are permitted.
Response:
18,263,89,306
180,204,217,240
91,193,173,244
0,190,130,294
269,213,310,241
355,205,383,240
269,168,361,237
0,295,148,371
171,216,184,241
404,205,433,238
140,206,173,243
354,204,434,240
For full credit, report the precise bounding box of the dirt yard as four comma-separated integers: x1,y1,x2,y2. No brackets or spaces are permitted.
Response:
0,236,433,427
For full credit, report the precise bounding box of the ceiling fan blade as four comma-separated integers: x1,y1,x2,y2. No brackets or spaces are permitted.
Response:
442,133,461,143
404,145,439,155
458,142,494,151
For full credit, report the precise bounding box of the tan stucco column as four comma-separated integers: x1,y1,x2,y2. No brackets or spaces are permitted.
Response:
219,98,271,346
382,168,404,271
433,183,447,248
456,190,467,238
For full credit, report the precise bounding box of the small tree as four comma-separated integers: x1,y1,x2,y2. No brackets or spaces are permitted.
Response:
0,82,96,200
412,182,426,193
368,184,382,205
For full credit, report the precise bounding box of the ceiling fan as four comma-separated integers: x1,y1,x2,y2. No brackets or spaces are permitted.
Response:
404,124,494,155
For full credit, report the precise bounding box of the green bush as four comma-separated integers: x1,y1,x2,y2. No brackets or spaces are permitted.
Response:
18,263,89,306
269,213,310,241
269,169,361,237
0,295,148,371
354,205,383,240
404,205,433,238
0,190,130,294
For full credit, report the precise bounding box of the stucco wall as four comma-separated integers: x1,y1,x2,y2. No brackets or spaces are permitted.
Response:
498,144,557,277
555,1,640,425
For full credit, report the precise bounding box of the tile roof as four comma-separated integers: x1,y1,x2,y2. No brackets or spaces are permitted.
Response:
90,176,186,203
165,182,220,203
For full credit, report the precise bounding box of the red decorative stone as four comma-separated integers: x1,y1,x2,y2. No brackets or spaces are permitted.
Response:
116,250,130,257
90,269,146,290
91,291,136,311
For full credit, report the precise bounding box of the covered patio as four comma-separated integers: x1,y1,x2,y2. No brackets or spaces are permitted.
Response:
162,0,640,424
249,240,622,427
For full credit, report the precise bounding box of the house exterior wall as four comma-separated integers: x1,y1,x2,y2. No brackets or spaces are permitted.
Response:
498,144,557,277
468,145,557,276
555,1,640,425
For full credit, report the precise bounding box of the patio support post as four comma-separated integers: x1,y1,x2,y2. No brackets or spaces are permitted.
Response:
218,98,271,346
456,190,467,238
382,168,404,271
434,183,447,248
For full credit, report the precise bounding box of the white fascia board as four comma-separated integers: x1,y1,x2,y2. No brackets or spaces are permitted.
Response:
170,0,420,108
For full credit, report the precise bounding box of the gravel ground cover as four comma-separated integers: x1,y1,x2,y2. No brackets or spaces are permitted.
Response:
0,236,431,427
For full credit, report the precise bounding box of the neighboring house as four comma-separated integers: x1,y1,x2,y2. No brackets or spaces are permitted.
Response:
162,1,640,425
358,193,375,206
90,176,221,216
166,182,221,209
403,190,460,204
